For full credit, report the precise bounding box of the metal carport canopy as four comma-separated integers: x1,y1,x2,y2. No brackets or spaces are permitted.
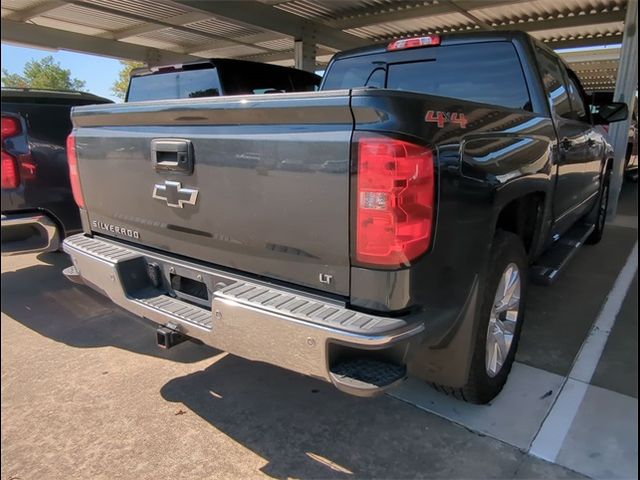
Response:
1,0,637,213
0,0,628,82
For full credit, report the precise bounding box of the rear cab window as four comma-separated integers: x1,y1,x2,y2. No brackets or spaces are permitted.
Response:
219,63,321,95
127,63,321,102
127,68,221,102
322,41,532,111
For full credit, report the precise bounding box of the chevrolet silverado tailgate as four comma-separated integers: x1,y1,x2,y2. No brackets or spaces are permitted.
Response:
70,91,353,295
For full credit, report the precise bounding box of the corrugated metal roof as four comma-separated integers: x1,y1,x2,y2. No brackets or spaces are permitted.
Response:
139,28,216,47
274,0,402,21
184,18,264,38
2,0,47,10
42,3,141,31
32,16,108,36
254,38,295,51
345,12,478,39
191,44,268,58
476,0,625,22
81,0,189,21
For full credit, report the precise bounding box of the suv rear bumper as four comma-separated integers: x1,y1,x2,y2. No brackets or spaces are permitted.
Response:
62,234,424,396
1,212,60,256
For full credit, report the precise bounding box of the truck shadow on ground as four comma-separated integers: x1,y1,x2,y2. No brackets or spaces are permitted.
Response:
159,355,528,480
1,252,218,363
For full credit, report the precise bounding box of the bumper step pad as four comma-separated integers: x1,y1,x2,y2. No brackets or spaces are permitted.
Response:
329,359,407,397
217,281,409,335
135,295,212,330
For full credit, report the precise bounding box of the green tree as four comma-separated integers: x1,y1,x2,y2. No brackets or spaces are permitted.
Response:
1,55,86,91
112,60,145,100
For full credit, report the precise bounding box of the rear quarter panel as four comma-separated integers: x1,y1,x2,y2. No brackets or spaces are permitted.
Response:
349,89,555,331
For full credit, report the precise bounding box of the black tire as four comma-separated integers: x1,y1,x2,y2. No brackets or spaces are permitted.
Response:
586,169,610,244
440,231,528,404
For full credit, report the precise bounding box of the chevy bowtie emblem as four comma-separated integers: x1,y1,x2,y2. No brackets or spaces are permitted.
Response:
152,181,198,208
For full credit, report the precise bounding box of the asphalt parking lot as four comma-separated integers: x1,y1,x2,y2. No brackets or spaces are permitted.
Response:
1,184,637,480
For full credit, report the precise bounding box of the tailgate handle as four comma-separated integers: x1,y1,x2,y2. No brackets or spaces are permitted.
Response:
151,139,193,174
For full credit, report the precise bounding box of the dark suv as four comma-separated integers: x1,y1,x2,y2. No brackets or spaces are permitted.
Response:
1,88,112,255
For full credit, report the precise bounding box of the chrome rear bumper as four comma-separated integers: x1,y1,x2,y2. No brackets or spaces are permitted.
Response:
63,234,424,395
1,212,60,256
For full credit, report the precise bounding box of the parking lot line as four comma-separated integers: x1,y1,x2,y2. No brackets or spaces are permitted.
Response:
530,242,638,463
608,214,638,229
570,243,639,383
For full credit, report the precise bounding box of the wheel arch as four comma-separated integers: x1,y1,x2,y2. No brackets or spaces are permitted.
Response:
492,180,553,260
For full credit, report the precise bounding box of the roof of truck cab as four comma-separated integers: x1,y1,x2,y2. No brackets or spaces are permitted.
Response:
330,30,534,61
0,88,112,103
130,58,321,82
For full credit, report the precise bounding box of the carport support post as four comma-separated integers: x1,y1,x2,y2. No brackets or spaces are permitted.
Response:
294,27,317,73
607,0,638,218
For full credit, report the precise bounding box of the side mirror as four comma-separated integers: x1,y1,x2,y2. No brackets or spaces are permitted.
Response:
591,102,629,125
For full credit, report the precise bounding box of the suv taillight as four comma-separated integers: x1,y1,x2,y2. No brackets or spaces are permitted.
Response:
66,133,85,208
1,151,19,189
355,134,435,267
1,116,21,189
1,116,20,141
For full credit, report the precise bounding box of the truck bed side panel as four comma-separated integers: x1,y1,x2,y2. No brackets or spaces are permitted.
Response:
349,89,555,316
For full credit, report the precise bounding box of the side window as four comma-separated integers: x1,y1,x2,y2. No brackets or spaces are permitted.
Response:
535,48,572,119
565,72,589,123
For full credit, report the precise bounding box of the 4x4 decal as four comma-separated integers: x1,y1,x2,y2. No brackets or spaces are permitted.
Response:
425,110,468,128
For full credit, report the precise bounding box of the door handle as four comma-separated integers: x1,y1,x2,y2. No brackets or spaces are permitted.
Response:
559,138,573,151
151,139,193,174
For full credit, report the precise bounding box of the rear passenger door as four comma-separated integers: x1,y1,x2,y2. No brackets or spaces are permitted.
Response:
563,69,603,202
536,47,601,233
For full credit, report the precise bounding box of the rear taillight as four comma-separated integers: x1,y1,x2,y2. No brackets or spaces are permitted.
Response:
1,116,21,141
66,133,85,208
355,135,434,267
387,35,441,51
1,116,22,189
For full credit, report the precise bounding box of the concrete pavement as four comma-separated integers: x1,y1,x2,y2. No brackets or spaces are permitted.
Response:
0,254,580,479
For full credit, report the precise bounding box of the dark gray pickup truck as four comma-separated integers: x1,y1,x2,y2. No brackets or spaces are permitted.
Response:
62,31,627,403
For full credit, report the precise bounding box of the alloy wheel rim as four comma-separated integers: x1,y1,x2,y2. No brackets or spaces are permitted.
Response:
485,263,521,378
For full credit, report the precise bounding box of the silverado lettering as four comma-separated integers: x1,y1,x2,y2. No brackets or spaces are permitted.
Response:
91,221,140,239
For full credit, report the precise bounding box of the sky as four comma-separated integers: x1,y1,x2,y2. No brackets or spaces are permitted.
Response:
1,43,123,102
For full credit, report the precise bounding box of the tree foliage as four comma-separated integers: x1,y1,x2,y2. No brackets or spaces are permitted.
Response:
1,55,86,91
112,60,145,100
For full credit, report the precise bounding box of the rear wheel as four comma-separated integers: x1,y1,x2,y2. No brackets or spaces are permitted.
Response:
440,231,528,404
